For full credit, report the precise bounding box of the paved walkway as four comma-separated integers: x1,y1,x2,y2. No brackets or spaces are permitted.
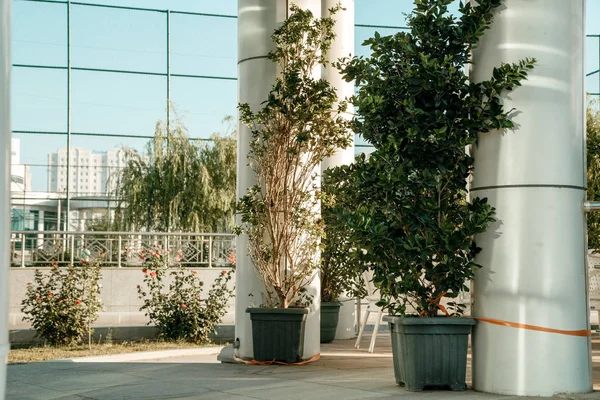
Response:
6,334,600,400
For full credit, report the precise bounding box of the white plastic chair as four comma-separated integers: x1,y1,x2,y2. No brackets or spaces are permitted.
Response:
354,270,384,353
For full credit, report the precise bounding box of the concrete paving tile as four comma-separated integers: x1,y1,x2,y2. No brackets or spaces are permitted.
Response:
179,376,300,393
282,371,399,394
7,364,105,384
171,391,261,400
30,371,146,392
224,380,385,400
63,361,182,375
245,365,333,376
66,381,211,400
125,363,255,381
6,382,75,400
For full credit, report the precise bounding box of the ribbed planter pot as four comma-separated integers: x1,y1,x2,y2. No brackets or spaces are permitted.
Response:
246,307,308,363
320,302,342,343
383,316,476,391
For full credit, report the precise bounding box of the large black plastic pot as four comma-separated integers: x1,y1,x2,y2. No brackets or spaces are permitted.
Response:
246,307,308,363
383,316,476,391
320,302,342,343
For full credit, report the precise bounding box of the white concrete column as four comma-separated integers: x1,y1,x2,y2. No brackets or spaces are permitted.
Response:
470,0,591,396
321,0,355,340
236,0,321,361
292,0,322,360
0,0,10,396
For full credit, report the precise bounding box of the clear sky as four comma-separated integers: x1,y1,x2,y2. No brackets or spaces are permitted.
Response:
9,0,600,192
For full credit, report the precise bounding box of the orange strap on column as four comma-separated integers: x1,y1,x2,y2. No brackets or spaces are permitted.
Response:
233,353,321,366
475,317,591,337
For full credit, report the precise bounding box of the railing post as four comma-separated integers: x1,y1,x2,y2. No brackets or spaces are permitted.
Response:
117,235,122,268
70,234,75,265
208,236,213,268
20,233,25,268
355,297,361,335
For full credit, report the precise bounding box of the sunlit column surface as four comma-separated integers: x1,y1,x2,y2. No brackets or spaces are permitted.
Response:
321,0,356,340
0,0,11,397
236,0,321,361
470,0,591,396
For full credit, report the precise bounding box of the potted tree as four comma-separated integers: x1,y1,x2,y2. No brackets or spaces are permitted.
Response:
328,0,534,390
319,175,365,343
237,4,352,363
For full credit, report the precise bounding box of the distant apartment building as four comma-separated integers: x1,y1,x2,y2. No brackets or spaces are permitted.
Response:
47,147,126,196
10,138,31,193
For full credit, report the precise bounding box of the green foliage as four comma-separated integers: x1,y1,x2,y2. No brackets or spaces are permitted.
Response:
114,113,236,233
21,260,103,346
320,175,366,303
328,0,535,317
588,103,600,250
137,246,235,343
85,215,110,232
236,5,352,308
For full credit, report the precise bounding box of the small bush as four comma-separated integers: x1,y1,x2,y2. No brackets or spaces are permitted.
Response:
137,246,235,343
21,260,103,346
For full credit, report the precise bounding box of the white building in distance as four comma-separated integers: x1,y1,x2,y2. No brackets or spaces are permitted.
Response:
11,138,31,193
47,147,126,196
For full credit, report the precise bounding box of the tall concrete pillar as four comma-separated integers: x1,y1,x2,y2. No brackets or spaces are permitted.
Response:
236,0,321,361
0,0,10,396
321,0,355,340
470,0,591,396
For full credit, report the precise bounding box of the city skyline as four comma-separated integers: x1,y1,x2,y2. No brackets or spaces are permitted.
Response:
9,0,600,194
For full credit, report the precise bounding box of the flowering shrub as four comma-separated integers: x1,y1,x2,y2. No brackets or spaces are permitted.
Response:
137,246,235,343
21,259,103,346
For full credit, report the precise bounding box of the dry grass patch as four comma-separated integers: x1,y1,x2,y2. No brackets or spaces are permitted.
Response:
9,340,219,364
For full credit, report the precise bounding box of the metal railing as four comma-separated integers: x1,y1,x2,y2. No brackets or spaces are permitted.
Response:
10,230,235,268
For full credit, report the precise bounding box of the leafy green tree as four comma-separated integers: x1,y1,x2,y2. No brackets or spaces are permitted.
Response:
237,4,352,308
320,174,366,303
588,103,600,250
114,115,236,233
329,0,534,317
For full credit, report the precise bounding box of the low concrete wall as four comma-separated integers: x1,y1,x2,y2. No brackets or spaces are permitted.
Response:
10,253,600,332
9,267,236,329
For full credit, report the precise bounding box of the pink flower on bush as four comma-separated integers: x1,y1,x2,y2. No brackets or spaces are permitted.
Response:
181,304,187,309
76,300,82,305
150,271,157,278
47,292,53,297
221,270,227,276
142,268,148,275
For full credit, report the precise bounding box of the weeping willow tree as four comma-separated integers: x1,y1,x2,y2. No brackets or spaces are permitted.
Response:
113,116,236,233
588,103,600,251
